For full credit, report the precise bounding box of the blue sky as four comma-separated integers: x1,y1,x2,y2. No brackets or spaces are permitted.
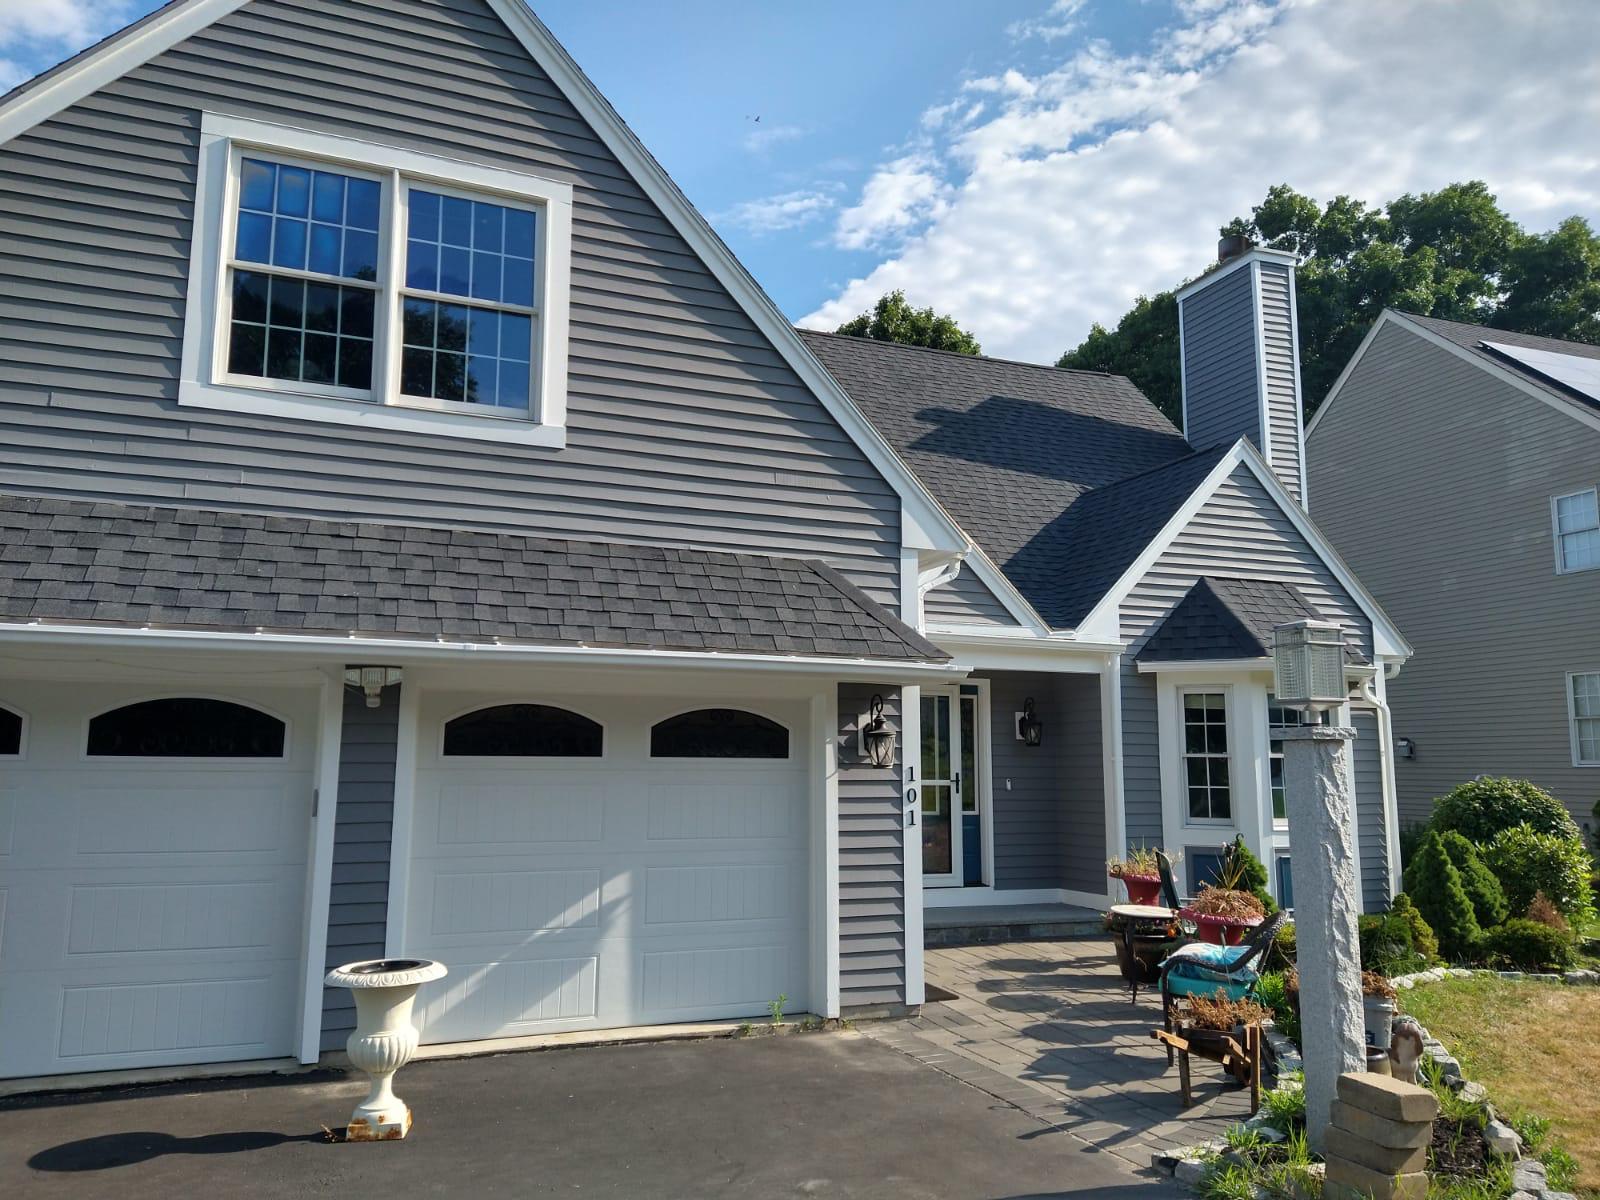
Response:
5,1,1599,362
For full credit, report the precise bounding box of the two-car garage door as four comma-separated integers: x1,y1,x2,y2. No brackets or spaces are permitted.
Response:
401,694,812,1044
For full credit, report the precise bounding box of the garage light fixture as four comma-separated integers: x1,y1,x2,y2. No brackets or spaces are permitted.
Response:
861,694,898,769
345,665,403,708
1016,697,1043,747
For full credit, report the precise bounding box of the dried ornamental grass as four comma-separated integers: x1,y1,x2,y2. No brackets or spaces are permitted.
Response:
1185,991,1273,1031
1185,884,1267,921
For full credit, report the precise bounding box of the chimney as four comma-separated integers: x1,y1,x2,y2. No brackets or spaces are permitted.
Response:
1176,239,1307,504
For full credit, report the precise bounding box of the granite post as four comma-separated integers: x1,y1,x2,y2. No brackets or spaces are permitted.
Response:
1281,723,1367,1151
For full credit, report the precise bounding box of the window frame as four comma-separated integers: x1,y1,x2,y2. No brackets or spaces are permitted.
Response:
1266,694,1312,827
1551,487,1600,575
81,695,291,762
439,701,605,761
1568,671,1600,767
648,707,792,761
1179,688,1234,825
181,112,573,449
0,700,26,759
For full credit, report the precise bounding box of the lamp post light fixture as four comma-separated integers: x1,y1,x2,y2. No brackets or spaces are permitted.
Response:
1017,697,1043,747
1270,619,1347,715
861,693,898,768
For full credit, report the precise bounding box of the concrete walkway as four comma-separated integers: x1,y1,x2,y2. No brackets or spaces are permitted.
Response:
867,940,1253,1171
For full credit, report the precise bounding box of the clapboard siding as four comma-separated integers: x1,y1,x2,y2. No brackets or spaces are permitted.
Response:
924,568,1018,628
838,683,906,1008
0,0,902,605
321,678,401,1050
1181,265,1262,453
1308,319,1600,831
1120,463,1374,846
1057,673,1107,894
1258,262,1304,503
1352,709,1392,911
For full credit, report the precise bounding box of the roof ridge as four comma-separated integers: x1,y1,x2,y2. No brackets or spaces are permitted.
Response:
797,327,1133,382
1072,443,1226,497
799,558,951,662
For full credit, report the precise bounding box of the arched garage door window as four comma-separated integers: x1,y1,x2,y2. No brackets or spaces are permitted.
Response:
0,704,22,756
87,697,287,757
443,704,603,757
650,709,789,759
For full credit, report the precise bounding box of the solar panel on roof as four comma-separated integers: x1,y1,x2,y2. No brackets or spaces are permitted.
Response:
1481,340,1600,406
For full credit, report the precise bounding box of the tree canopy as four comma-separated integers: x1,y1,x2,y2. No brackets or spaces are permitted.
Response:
1058,181,1600,425
835,289,982,355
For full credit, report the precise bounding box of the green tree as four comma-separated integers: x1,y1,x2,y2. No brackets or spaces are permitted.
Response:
1058,182,1600,425
1403,831,1482,963
1435,830,1509,928
835,289,982,355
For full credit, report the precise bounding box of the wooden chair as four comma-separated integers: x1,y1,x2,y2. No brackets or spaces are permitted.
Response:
1158,909,1289,1059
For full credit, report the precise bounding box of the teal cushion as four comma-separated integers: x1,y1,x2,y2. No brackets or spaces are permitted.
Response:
1163,942,1249,970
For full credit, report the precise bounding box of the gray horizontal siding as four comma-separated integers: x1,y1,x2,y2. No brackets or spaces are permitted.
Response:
1057,673,1107,895
1258,262,1304,503
1352,709,1391,911
923,568,1017,628
321,676,400,1051
0,0,901,606
1120,462,1375,848
1182,264,1262,453
838,683,905,1009
1308,320,1600,833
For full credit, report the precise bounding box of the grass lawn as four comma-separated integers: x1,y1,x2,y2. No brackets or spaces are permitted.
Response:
1399,975,1600,1195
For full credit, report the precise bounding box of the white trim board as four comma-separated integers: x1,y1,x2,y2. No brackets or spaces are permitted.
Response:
1174,246,1300,304
297,668,346,1064
922,887,1109,910
0,0,970,560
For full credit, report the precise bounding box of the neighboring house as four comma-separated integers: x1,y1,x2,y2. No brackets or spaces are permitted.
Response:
0,0,1405,1085
1307,311,1600,838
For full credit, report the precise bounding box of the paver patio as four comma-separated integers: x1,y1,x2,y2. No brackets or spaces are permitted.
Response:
866,939,1255,1171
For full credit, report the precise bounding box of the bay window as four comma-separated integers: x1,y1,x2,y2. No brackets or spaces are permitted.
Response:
1182,691,1231,821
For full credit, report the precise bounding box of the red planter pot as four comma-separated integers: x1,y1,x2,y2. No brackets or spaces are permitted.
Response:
1180,909,1263,946
1112,871,1163,907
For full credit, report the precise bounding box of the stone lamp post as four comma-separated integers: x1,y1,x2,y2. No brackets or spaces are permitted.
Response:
326,957,447,1141
1273,621,1367,1150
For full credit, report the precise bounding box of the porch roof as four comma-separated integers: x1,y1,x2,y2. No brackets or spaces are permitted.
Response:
1135,576,1365,664
0,493,949,664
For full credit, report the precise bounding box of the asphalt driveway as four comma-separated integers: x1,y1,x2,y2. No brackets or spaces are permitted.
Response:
0,1032,1178,1199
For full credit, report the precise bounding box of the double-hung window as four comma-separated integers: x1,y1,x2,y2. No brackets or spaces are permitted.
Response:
1182,691,1231,821
1553,489,1600,573
183,114,572,447
1267,696,1311,824
1571,673,1600,766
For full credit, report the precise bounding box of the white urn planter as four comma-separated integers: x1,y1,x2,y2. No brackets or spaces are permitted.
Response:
325,957,447,1141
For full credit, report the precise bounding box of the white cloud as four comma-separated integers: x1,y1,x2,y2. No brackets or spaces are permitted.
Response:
1007,0,1088,43
0,0,137,91
742,121,806,153
802,0,1600,364
717,188,836,235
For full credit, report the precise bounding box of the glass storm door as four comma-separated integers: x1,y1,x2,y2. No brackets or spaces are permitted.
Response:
922,688,980,885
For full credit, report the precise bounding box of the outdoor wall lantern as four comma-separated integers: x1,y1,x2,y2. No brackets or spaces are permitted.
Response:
1395,737,1416,760
1271,619,1348,715
861,694,898,768
1016,697,1043,747
345,666,403,708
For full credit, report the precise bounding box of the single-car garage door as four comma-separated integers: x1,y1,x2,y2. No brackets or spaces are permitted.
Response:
403,694,811,1043
0,683,314,1079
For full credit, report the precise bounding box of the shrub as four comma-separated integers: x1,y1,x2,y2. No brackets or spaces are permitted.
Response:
1437,830,1509,927
1389,893,1439,963
1255,971,1300,1046
1398,822,1428,868
1483,823,1597,919
1482,918,1576,972
1265,920,1296,971
1428,777,1580,843
1359,908,1428,976
1404,832,1482,962
1525,892,1569,933
1219,835,1277,915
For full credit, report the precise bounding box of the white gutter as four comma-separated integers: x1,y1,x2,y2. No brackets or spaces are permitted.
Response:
0,621,968,681
1355,669,1404,898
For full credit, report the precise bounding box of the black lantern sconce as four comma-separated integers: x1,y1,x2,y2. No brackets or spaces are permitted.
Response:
862,694,898,768
1016,697,1043,747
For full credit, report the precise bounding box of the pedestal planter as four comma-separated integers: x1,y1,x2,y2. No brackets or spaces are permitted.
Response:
1179,909,1262,946
1111,871,1163,907
325,958,447,1141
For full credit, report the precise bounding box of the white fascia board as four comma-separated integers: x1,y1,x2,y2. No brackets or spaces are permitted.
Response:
1304,310,1399,443
928,631,1120,674
1136,657,1272,675
0,622,969,681
0,0,250,144
0,0,970,557
1174,246,1300,304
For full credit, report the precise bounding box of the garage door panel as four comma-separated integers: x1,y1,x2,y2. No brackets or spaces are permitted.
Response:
642,863,798,926
64,879,283,956
639,944,796,1015
645,776,803,841
429,867,603,936
70,780,291,857
55,974,283,1063
426,776,610,850
0,785,15,856
415,954,599,1042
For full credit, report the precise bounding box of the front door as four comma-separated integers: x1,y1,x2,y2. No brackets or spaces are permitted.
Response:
921,687,983,886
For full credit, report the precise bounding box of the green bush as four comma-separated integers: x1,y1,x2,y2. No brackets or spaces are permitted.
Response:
1359,908,1428,976
1255,971,1300,1046
1220,834,1277,915
1482,918,1576,972
1437,830,1509,927
1388,893,1439,963
1404,832,1482,963
1428,777,1580,843
1483,823,1597,920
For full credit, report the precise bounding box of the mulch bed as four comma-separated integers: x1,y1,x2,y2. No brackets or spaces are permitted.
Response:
1429,1116,1491,1178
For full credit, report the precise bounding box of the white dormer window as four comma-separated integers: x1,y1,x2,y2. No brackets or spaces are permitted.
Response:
180,114,572,448
1552,488,1600,573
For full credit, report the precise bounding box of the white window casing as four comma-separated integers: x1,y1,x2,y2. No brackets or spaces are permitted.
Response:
1552,488,1600,574
180,113,573,448
1570,672,1600,766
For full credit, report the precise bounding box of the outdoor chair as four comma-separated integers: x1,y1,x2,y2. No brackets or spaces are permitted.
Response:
1158,908,1289,1059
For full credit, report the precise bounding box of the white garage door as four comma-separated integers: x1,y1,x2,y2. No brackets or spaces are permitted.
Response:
0,683,314,1079
404,695,811,1044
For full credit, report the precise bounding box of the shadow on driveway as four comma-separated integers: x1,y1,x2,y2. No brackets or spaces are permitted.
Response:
31,1130,327,1172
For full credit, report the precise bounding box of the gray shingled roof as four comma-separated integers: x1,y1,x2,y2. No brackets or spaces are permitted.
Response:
1400,312,1600,415
0,493,949,663
1137,577,1326,662
799,330,1201,628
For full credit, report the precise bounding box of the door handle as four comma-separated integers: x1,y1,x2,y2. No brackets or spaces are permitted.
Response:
953,772,961,796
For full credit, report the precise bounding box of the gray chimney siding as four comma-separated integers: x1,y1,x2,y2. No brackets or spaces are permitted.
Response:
1258,260,1307,502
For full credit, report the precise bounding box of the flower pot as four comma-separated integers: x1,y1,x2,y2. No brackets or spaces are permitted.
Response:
1180,909,1263,945
1112,870,1163,907
325,958,448,1141
1362,995,1395,1050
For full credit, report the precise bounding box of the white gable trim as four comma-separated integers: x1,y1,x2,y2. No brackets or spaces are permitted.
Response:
1074,440,1411,658
1174,246,1299,304
947,542,1050,633
1250,260,1273,466
0,0,970,558
1308,309,1600,443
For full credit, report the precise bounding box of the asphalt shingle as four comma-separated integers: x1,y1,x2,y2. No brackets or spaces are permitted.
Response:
1135,575,1363,663
1400,312,1600,415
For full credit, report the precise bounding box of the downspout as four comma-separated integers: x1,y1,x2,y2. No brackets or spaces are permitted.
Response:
1355,667,1403,901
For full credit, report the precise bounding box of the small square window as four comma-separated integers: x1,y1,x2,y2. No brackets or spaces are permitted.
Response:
1554,489,1600,573
1572,673,1600,765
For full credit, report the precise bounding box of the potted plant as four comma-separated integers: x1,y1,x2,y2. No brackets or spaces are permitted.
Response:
1179,883,1267,944
1108,846,1166,906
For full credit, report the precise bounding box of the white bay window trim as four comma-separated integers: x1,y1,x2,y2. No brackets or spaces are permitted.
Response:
180,112,573,448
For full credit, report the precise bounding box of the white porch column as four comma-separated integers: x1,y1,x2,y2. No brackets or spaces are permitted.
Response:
1280,723,1365,1150
900,684,924,1006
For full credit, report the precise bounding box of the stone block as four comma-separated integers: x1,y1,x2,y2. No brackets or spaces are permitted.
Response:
1329,1100,1432,1149
1324,1125,1427,1175
1562,970,1597,986
1174,1157,1209,1186
1512,1160,1548,1193
1455,1080,1487,1104
1483,1119,1521,1158
1323,1156,1427,1200
1335,1072,1440,1124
